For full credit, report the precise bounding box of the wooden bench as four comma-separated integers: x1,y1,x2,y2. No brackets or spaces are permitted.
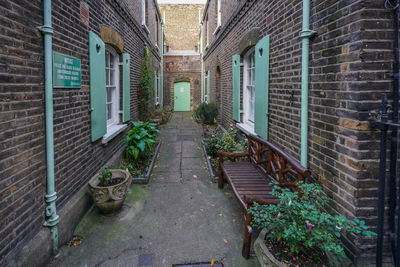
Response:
218,134,311,259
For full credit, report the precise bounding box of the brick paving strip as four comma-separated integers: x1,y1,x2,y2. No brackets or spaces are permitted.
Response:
47,112,260,267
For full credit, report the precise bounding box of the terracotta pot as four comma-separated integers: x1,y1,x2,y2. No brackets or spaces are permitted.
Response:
87,169,131,214
254,229,286,267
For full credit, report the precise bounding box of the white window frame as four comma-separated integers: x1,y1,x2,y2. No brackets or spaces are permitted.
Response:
105,45,120,130
141,0,150,34
213,0,221,34
242,47,255,128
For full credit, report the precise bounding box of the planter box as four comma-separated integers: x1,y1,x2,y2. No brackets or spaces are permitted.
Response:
254,229,286,267
87,169,132,214
131,139,162,184
201,138,217,183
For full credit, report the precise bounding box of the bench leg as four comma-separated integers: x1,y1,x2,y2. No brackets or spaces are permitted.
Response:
242,212,252,259
218,164,224,189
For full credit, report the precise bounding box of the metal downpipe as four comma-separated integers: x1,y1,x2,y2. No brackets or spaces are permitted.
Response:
388,4,400,265
38,0,59,255
300,0,316,167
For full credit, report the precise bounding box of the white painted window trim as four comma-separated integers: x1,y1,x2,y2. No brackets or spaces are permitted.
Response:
105,45,120,128
102,45,127,144
141,0,150,34
217,0,221,27
242,47,255,130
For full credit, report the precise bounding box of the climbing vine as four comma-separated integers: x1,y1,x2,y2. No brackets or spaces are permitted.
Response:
138,46,154,121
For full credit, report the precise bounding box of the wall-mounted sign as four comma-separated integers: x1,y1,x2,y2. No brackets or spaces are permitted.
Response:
53,52,82,88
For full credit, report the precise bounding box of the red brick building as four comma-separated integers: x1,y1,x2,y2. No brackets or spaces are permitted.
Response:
159,1,204,111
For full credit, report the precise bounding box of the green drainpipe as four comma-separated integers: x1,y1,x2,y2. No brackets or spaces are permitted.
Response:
38,0,59,255
160,22,164,108
300,0,316,168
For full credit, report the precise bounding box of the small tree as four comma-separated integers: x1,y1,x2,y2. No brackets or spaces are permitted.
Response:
138,47,154,121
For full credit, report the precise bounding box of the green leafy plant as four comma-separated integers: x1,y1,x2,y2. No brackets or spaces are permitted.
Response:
205,126,247,157
125,121,158,161
138,47,155,121
99,167,112,186
194,102,218,124
248,182,376,263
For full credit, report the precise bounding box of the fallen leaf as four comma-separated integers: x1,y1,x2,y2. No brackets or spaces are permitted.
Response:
233,219,236,223
224,239,228,244
154,165,158,168
218,213,222,217
225,192,229,196
160,177,165,180
211,258,215,266
200,208,204,212
211,204,215,207
193,175,198,178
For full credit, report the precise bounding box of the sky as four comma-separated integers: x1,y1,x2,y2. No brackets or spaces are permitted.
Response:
157,0,206,4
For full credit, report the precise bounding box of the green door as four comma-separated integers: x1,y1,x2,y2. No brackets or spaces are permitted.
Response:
174,82,190,111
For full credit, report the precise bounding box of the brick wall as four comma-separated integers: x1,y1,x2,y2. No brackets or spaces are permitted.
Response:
0,0,160,265
159,4,204,51
202,0,396,264
164,55,201,109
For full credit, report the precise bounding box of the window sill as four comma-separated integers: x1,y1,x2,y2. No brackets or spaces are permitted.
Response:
102,124,127,144
236,122,255,136
213,25,221,35
142,24,150,35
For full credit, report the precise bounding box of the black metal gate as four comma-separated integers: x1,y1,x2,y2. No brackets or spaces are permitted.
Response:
373,95,400,267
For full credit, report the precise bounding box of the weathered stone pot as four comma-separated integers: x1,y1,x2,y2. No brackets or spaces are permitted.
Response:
87,169,131,214
254,229,286,267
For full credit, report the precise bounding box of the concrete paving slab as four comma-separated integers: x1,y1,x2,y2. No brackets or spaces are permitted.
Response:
47,112,260,267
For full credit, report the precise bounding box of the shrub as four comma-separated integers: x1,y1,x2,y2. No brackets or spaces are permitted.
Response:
138,47,155,121
194,102,218,124
248,182,376,262
125,121,158,161
205,127,247,157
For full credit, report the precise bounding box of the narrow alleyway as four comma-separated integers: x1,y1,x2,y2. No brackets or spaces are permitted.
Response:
48,112,260,267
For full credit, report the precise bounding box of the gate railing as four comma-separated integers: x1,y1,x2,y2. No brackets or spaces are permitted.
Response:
371,94,400,267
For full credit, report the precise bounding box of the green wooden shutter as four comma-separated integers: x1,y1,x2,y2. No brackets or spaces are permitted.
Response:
159,71,163,108
122,53,130,122
154,72,157,105
89,31,106,142
207,71,210,103
254,35,270,140
201,71,205,102
232,54,240,121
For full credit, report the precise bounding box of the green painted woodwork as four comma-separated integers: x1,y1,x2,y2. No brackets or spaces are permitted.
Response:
174,82,191,111
254,35,270,140
207,70,210,102
39,0,59,255
232,54,241,121
300,0,316,168
89,31,107,142
122,53,130,122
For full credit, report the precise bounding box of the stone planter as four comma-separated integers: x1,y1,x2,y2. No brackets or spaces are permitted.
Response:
254,229,286,267
87,169,131,214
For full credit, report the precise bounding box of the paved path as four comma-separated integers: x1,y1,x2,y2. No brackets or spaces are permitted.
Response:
48,112,260,267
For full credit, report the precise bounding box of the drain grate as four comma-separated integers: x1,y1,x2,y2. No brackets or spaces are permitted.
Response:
172,263,223,267
177,135,195,141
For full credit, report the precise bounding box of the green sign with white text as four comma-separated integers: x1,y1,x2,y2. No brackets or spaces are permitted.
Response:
53,52,82,88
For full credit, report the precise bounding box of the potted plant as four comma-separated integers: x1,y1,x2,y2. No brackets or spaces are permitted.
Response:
87,167,131,214
249,182,376,267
